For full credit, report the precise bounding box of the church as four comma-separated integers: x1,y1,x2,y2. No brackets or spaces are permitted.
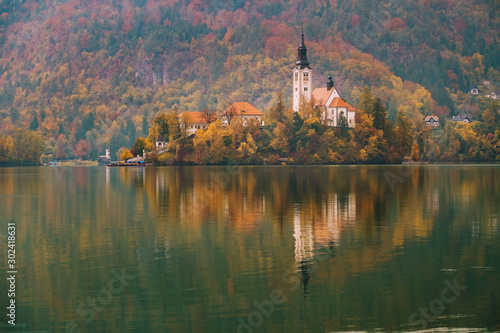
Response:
292,32,356,128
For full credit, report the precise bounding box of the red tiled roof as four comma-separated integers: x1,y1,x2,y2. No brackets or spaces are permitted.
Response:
312,88,333,106
312,88,356,112
329,97,356,111
226,102,263,116
424,116,439,122
179,111,207,123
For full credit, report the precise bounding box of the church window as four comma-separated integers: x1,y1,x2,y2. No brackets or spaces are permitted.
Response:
304,87,308,91
303,73,309,81
294,73,298,81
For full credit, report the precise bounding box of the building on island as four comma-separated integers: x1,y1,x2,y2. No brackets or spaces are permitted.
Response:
292,32,356,128
221,102,264,126
178,111,209,135
177,103,263,136
292,32,312,113
98,149,111,165
155,134,166,148
312,75,357,128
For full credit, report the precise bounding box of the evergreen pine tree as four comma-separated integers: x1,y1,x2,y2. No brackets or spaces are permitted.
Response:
338,112,349,138
142,116,149,137
292,111,304,133
372,98,387,131
58,122,65,135
9,107,19,123
126,118,136,146
29,113,39,131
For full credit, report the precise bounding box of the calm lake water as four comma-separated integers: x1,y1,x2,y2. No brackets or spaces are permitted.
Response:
0,165,499,332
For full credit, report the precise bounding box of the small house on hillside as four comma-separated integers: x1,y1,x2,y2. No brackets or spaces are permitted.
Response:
221,102,264,126
452,114,474,123
179,111,209,135
424,116,439,127
467,86,481,95
487,90,499,100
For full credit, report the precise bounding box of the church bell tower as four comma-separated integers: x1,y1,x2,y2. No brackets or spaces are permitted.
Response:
292,31,312,112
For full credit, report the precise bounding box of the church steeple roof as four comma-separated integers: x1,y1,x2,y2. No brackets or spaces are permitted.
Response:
327,74,334,90
295,31,311,69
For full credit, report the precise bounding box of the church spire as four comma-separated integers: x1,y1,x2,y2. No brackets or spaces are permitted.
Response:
296,31,311,69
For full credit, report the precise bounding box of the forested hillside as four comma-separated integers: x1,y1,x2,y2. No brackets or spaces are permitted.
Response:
0,0,499,161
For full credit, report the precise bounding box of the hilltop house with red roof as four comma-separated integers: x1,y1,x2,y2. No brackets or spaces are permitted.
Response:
221,102,264,126
293,32,356,128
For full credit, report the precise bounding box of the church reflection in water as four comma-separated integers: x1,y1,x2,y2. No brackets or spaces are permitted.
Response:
292,191,356,294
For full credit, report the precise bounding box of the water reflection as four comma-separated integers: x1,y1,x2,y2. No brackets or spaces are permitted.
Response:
0,165,499,332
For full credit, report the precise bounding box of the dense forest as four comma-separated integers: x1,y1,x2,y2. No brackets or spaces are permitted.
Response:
0,0,499,164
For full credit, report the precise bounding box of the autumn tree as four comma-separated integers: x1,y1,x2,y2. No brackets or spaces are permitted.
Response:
166,113,181,141
74,140,89,160
0,135,14,163
410,140,421,161
300,95,320,121
12,130,44,164
395,108,414,157
414,120,432,160
54,134,69,160
131,137,151,156
481,100,500,133
358,86,374,115
121,148,133,161
201,108,217,124
270,92,289,124
179,113,194,138
193,120,233,164
237,134,258,163
221,105,237,125
270,123,290,155
153,114,170,139
351,113,384,163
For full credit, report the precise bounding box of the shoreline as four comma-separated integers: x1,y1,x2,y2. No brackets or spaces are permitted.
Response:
2,161,499,168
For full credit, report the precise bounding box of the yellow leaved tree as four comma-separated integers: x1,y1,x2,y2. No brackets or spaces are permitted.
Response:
121,148,133,161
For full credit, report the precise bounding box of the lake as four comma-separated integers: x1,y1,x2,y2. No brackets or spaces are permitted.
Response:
0,165,499,332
